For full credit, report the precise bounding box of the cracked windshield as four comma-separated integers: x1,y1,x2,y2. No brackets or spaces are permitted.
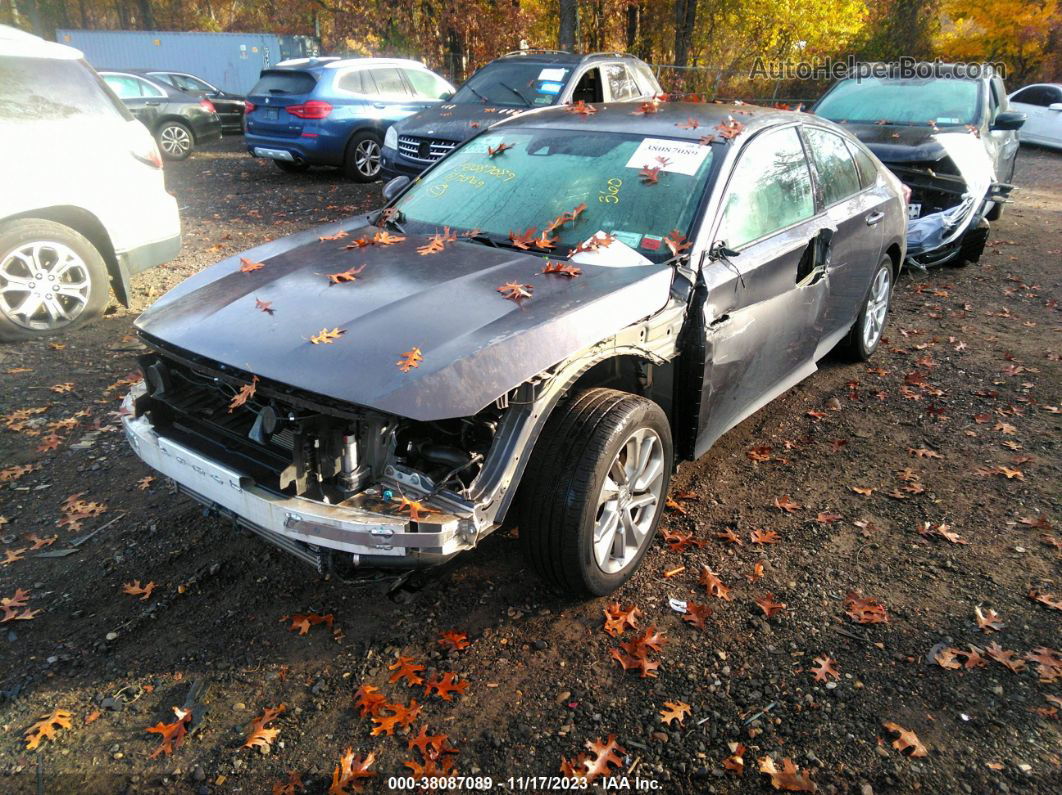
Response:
394,129,714,261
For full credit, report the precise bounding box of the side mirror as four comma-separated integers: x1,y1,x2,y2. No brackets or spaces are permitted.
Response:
440,91,454,101
991,110,1026,131
382,176,410,202
1049,103,1062,112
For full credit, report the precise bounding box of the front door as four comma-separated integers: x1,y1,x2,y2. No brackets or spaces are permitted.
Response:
694,125,830,456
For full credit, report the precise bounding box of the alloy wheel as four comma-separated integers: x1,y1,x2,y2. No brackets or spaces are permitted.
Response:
592,427,665,574
862,266,891,350
159,124,192,157
0,241,92,330
355,139,382,177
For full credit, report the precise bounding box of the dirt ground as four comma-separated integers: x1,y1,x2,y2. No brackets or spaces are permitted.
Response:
0,137,1059,794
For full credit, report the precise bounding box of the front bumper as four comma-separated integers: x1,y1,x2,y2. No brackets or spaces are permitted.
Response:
380,145,429,180
121,387,467,568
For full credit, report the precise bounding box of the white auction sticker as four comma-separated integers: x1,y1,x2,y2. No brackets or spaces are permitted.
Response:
625,137,711,176
537,67,568,82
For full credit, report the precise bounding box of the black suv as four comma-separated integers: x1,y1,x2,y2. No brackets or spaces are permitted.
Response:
814,63,1025,267
380,50,660,179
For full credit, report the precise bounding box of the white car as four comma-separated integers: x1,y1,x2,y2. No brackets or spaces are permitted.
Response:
0,25,181,341
1008,83,1062,150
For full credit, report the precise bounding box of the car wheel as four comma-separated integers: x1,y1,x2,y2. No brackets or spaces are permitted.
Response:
985,201,1004,221
343,131,382,182
157,121,194,160
843,256,893,361
274,159,310,174
519,387,673,597
0,219,110,342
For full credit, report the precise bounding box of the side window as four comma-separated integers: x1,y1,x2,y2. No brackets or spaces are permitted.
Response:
570,67,604,104
847,141,879,190
605,64,637,101
1050,86,1062,105
135,78,165,98
151,74,177,88
371,68,411,99
403,69,452,100
1012,86,1053,107
104,75,142,99
336,69,377,95
718,127,815,249
803,127,862,205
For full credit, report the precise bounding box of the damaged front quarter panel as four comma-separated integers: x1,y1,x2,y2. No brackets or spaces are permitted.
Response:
902,131,1000,266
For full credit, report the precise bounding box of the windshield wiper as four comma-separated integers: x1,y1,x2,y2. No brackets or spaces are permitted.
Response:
466,232,500,249
468,86,490,104
498,81,531,107
373,207,406,233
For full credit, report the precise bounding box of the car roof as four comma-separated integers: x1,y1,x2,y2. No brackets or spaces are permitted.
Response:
0,23,83,59
494,100,806,141
271,56,430,72
98,69,185,96
496,49,648,66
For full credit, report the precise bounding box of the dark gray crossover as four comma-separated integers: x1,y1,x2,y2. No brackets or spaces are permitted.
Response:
123,102,905,596
380,50,659,180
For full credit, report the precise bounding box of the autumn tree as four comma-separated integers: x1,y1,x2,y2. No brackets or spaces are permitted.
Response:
935,0,1059,82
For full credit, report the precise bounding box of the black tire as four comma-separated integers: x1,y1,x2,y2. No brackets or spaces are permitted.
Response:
343,130,383,182
0,219,110,342
274,159,310,174
985,201,1004,221
156,120,194,161
842,256,893,361
518,388,673,597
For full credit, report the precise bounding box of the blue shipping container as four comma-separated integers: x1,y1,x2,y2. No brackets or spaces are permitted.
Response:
55,29,321,94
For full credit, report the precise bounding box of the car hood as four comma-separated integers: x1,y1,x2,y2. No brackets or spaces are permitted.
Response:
841,122,953,164
135,219,674,421
393,102,527,144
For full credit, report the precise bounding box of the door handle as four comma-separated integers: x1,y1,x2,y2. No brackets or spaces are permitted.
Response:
145,101,161,106
709,313,731,329
373,102,386,109
865,211,884,226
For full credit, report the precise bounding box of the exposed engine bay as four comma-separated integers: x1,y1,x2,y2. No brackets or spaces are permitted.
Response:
895,132,1010,268
136,348,501,508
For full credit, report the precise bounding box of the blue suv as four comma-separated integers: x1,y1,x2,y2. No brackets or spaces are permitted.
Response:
244,57,455,181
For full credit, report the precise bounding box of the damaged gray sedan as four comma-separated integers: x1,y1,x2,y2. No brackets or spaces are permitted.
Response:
123,103,906,596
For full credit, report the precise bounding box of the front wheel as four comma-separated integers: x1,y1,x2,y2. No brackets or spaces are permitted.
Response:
157,121,194,160
0,219,110,342
843,256,893,361
518,388,673,597
343,130,382,182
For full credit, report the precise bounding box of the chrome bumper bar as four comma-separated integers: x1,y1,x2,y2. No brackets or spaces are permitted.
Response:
121,388,465,560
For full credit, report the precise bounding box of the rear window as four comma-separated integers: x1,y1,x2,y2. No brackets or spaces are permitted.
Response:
250,70,317,96
0,56,131,122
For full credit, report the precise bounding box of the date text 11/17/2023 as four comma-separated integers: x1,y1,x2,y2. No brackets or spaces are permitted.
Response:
386,775,662,790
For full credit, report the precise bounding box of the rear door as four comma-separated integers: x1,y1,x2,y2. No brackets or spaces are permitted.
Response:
365,67,433,121
102,73,163,129
695,125,829,454
802,125,884,350
246,69,317,138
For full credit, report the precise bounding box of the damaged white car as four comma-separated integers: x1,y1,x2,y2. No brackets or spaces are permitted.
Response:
814,65,1025,268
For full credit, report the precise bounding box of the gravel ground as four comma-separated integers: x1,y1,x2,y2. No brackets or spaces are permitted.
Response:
0,136,1058,794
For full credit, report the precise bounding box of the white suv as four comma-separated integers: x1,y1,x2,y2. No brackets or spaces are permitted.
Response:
0,25,181,341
